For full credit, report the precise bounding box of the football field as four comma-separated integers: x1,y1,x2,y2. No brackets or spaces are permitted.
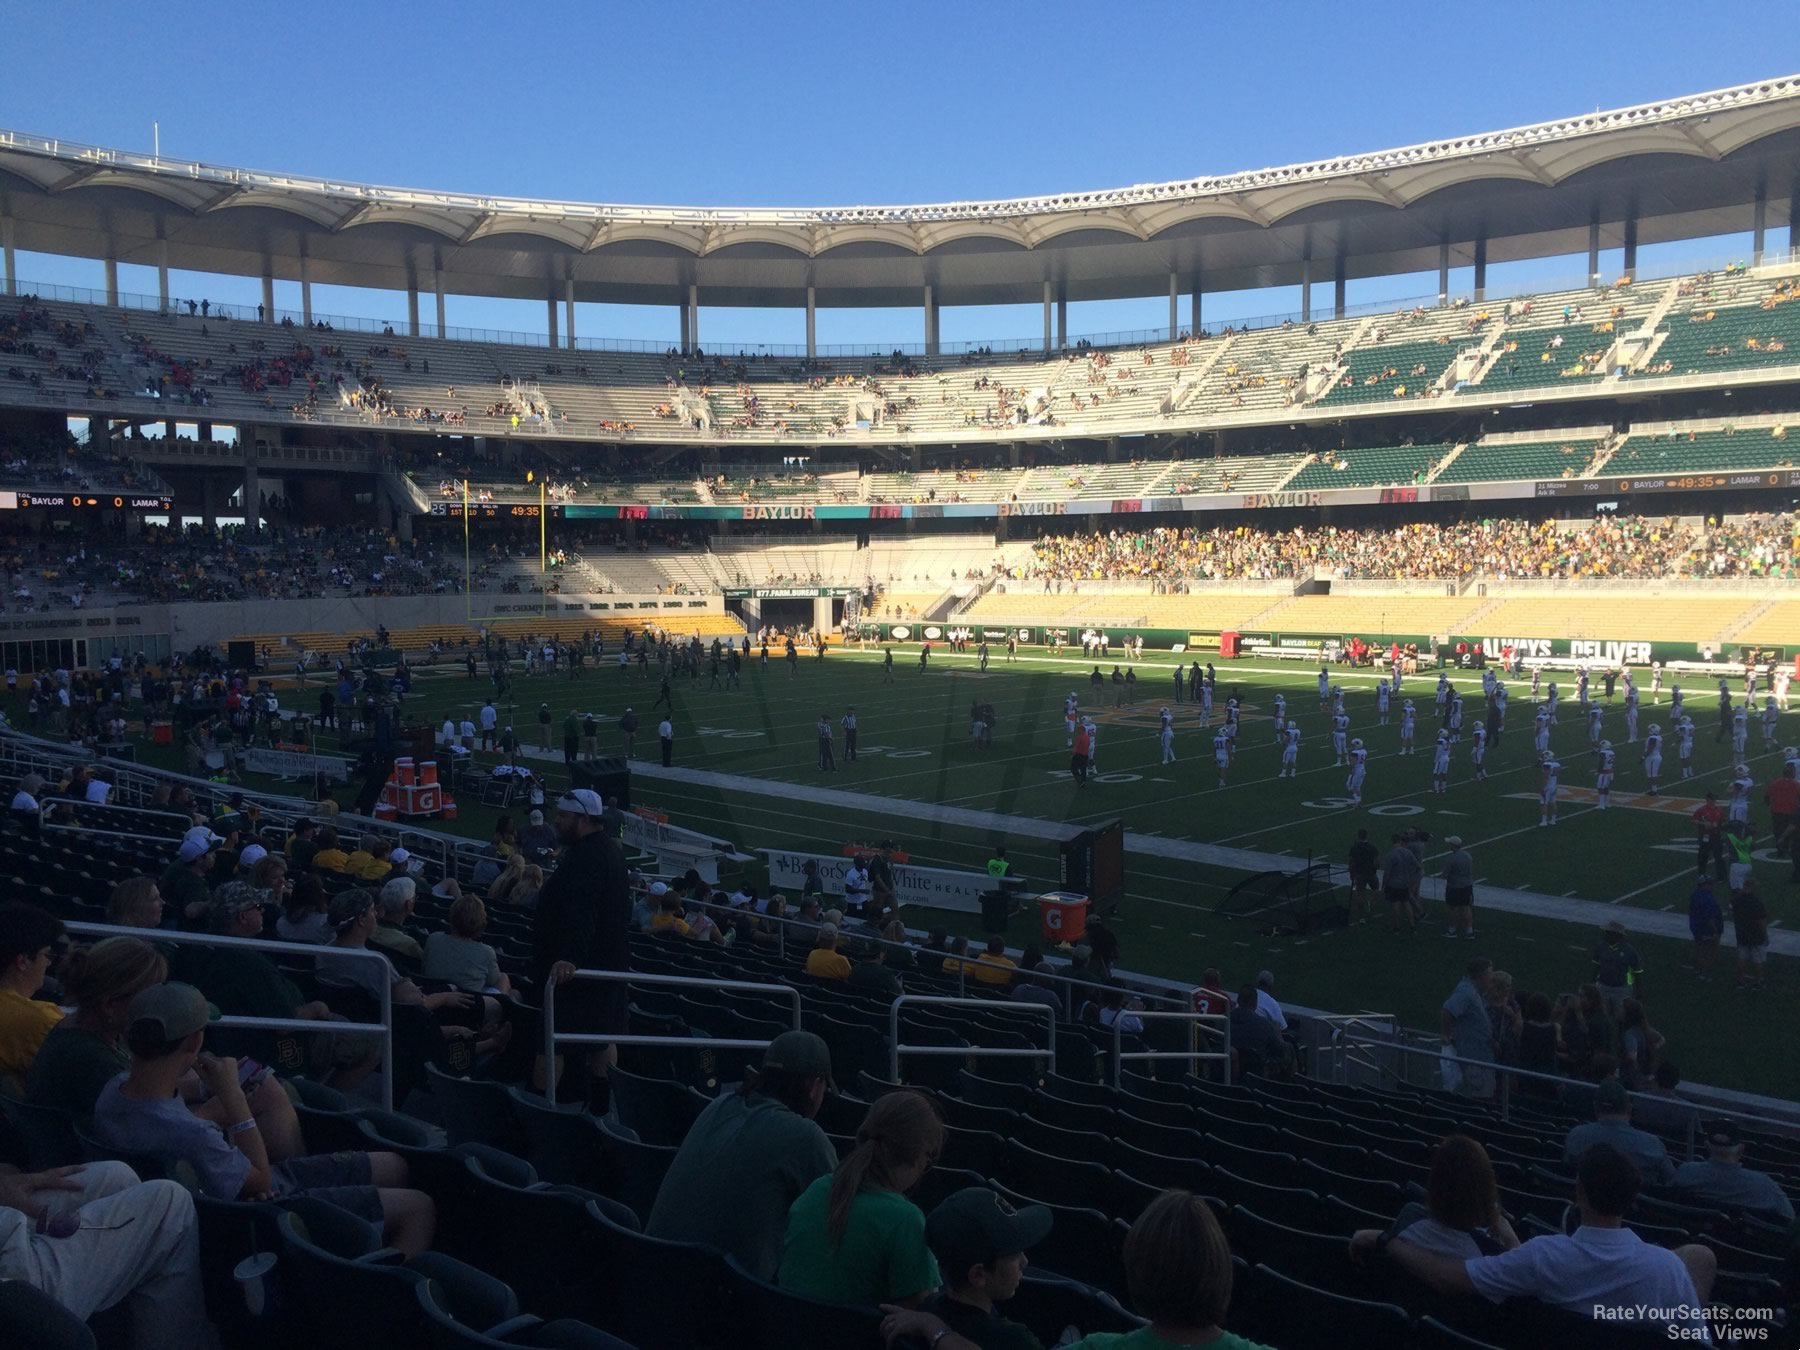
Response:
88,643,1799,1098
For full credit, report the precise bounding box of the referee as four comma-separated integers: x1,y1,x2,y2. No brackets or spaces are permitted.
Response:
816,712,837,771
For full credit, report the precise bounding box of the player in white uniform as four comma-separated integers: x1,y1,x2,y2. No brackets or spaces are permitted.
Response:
1727,766,1754,825
1642,725,1663,795
1198,680,1214,723
1762,696,1780,747
1533,707,1551,756
1271,694,1287,743
1082,717,1100,774
1317,667,1331,711
1594,741,1616,810
1390,656,1404,692
1624,679,1640,743
1481,668,1497,700
1545,681,1560,724
1212,729,1231,787
1731,706,1749,757
1745,665,1759,700
1530,666,1542,698
1279,722,1301,778
1159,708,1176,765
1470,722,1488,781
1576,669,1590,710
1344,739,1367,804
1775,668,1791,712
1399,700,1416,755
1064,693,1079,748
1650,663,1664,703
1431,733,1451,795
1331,711,1350,765
1376,679,1392,726
1785,745,1800,779
1676,716,1695,778
1434,675,1450,720
1331,685,1346,718
1669,683,1685,721
1447,693,1464,743
1538,752,1562,826
1586,704,1604,748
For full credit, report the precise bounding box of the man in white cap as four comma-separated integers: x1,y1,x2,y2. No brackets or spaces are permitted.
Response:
159,827,223,927
531,788,632,1106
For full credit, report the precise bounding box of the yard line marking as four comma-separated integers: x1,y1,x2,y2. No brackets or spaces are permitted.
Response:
1564,889,1580,897
1567,944,1588,952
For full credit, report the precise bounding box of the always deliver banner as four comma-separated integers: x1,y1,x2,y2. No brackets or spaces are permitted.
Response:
760,849,995,914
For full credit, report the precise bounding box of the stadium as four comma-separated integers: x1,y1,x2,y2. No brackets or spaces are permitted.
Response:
0,21,1798,1350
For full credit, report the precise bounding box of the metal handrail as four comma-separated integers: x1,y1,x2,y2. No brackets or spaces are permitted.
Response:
541,966,801,1069
1110,1010,1231,1088
887,994,1056,1081
62,919,395,1111
1328,1029,1800,1150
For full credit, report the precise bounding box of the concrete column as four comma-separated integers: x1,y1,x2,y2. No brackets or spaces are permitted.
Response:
679,303,691,353
299,254,312,326
433,267,446,337
1621,214,1637,281
1473,235,1488,302
1056,293,1067,349
1333,254,1347,320
104,256,119,306
1751,182,1768,267
407,287,421,338
261,272,274,324
243,458,260,536
1588,217,1601,285
687,284,699,350
0,215,13,297
564,279,576,349
1191,284,1202,336
156,240,169,313
1791,181,1799,255
1300,245,1312,322
1042,280,1052,353
200,479,219,530
546,294,558,349
806,285,817,358
1437,238,1450,305
1167,271,1179,341
922,285,935,355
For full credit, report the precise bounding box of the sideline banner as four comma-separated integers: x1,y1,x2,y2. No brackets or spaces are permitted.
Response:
760,848,993,915
242,747,354,783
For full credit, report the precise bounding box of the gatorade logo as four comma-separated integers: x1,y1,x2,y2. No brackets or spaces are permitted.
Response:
1045,908,1063,931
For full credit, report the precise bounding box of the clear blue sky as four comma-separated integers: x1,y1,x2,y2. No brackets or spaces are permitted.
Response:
2,2,1794,348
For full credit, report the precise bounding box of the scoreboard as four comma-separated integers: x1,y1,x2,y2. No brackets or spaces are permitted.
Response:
428,502,562,520
0,491,176,513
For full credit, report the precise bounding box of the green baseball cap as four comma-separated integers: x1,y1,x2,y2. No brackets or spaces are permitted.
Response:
127,982,220,1043
762,1030,832,1081
926,1187,1053,1276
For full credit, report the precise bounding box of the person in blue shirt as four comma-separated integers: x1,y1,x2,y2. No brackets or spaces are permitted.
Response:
1686,876,1722,980
1562,1078,1675,1186
1672,1120,1794,1224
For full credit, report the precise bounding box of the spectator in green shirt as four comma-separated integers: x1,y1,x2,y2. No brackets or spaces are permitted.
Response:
779,1088,944,1307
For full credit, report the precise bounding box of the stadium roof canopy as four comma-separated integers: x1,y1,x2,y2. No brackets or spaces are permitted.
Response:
2,76,1799,313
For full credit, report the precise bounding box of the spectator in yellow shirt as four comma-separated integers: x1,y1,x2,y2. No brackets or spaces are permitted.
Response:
968,936,1017,987
344,838,395,882
647,887,692,939
0,901,67,1078
310,826,350,874
803,924,851,982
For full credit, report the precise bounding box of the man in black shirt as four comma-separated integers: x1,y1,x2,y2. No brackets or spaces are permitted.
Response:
530,788,632,1102
911,1187,1053,1350
1347,828,1381,924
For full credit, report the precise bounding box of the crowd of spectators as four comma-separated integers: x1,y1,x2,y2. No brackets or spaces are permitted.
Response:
1016,513,1800,584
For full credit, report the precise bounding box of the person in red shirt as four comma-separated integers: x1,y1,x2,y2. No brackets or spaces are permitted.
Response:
1763,765,1799,856
1191,967,1230,1016
1070,723,1091,786
1692,793,1726,882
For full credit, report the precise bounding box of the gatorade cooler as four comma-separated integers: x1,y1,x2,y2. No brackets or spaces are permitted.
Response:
441,796,459,821
418,760,438,786
1220,631,1240,659
373,803,398,821
394,758,416,786
1037,890,1090,946
151,720,174,746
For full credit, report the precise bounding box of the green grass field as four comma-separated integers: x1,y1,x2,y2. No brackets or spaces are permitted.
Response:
76,645,1800,1097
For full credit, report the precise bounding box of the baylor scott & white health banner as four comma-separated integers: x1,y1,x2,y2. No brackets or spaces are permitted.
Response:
760,849,991,914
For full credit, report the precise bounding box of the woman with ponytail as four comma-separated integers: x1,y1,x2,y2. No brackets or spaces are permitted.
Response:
26,937,168,1117
778,1087,944,1307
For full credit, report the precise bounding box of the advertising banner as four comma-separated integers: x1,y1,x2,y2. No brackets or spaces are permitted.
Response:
761,849,992,915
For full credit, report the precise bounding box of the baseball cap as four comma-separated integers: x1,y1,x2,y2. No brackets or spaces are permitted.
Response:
127,982,218,1042
328,889,376,932
1443,836,1463,848
1703,1120,1743,1148
529,810,544,825
1595,1079,1631,1114
1604,920,1627,937
389,847,411,867
926,1188,1054,1276
648,881,670,897
761,1029,832,1080
237,843,270,869
176,826,225,864
557,789,604,817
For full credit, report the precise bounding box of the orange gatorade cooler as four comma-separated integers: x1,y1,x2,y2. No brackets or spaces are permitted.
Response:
394,757,416,786
1037,890,1090,946
151,721,173,746
441,796,459,821
418,760,439,785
